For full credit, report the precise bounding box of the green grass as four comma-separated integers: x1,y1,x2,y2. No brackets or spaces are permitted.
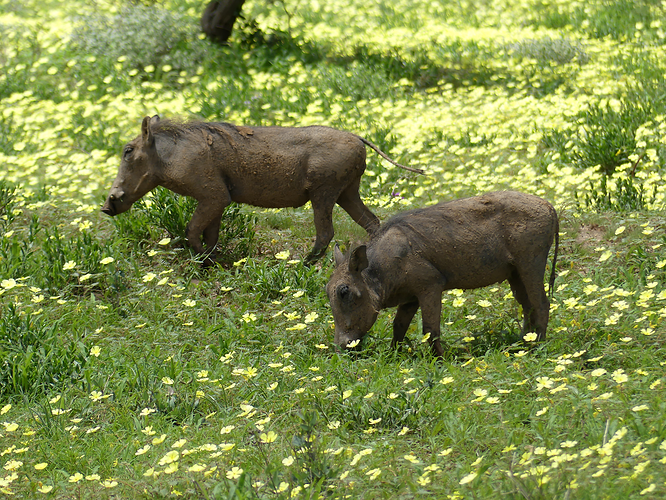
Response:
0,0,665,498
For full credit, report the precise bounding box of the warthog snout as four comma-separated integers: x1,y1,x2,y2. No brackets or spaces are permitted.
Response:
333,329,365,351
101,198,116,216
101,189,127,217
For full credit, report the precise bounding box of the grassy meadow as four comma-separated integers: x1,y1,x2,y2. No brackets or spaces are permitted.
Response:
1,0,666,497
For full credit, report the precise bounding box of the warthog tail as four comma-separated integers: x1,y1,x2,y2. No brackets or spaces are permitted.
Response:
358,137,425,175
548,213,560,298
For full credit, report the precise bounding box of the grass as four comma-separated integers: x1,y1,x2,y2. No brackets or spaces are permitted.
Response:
0,0,665,498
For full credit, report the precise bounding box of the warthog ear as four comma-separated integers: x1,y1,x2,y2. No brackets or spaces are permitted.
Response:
141,116,156,147
349,245,368,275
334,244,345,267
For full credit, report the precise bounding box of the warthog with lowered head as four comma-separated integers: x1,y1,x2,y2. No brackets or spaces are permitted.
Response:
326,191,559,357
102,116,423,263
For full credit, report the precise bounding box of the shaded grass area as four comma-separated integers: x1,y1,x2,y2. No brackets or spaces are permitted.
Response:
0,184,664,496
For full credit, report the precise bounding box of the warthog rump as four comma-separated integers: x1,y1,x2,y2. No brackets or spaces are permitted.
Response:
326,191,559,357
101,116,423,264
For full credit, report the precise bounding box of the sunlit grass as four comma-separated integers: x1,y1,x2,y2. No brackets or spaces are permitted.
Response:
0,0,665,497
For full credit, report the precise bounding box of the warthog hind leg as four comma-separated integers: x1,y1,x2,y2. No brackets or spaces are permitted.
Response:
336,182,380,235
508,268,550,341
418,289,445,357
306,195,336,263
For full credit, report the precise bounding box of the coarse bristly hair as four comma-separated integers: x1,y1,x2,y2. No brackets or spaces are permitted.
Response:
151,118,236,139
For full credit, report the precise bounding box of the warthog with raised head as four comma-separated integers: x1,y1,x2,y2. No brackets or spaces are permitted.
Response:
326,191,559,357
102,116,423,263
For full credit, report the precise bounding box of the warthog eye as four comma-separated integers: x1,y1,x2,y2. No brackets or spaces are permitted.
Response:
337,284,350,300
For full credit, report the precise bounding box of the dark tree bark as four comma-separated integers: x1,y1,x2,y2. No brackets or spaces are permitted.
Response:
201,0,247,44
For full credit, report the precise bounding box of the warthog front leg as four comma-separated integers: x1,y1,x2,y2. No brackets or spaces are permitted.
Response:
186,199,229,263
391,301,419,349
203,214,223,250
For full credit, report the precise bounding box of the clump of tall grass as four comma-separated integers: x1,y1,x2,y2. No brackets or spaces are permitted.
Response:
112,187,258,265
0,305,90,398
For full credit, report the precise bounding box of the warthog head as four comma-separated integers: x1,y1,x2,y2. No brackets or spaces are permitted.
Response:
101,115,162,217
326,245,379,350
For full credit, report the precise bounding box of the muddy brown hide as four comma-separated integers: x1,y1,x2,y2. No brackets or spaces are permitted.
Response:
102,116,422,263
326,191,559,357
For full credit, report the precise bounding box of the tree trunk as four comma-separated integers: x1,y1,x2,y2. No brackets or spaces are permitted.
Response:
201,0,247,44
